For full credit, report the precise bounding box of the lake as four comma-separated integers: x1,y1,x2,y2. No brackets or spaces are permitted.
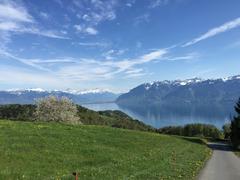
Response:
82,102,234,129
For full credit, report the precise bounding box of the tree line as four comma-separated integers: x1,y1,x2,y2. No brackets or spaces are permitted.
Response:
158,123,222,139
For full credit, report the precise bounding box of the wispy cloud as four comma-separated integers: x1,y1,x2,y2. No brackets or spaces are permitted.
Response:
85,27,98,35
124,68,146,78
134,13,150,26
165,52,199,61
73,0,117,35
74,24,98,35
57,49,167,80
73,42,109,48
183,17,240,47
0,65,64,89
0,48,168,82
149,0,169,8
0,1,33,23
102,49,127,60
0,49,51,71
125,0,136,7
0,0,69,40
39,12,49,19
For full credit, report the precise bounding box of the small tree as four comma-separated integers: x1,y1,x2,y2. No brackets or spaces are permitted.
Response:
230,98,240,149
222,123,231,139
35,96,80,124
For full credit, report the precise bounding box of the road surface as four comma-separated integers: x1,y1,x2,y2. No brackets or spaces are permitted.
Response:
198,142,240,180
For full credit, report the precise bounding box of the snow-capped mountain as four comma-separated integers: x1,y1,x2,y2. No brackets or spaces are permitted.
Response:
63,88,112,95
0,88,119,104
116,75,240,107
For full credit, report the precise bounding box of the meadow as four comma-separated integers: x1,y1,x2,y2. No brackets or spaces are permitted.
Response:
0,120,211,179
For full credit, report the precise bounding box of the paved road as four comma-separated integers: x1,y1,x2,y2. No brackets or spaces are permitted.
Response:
198,142,240,180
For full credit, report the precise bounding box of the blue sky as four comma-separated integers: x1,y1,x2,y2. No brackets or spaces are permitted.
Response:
0,0,240,92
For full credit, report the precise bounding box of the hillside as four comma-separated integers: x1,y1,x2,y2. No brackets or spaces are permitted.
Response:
116,75,240,107
0,104,154,132
0,120,211,179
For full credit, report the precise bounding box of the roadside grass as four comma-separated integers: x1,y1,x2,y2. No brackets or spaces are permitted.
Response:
234,151,240,157
0,119,211,180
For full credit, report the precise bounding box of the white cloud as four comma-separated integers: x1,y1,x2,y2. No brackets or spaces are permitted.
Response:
74,25,98,35
0,46,201,88
165,53,199,61
39,12,49,19
0,31,10,50
0,0,69,41
134,13,150,26
0,1,33,23
0,65,64,89
183,17,240,47
74,24,82,31
149,0,169,8
125,68,143,74
140,49,167,62
124,68,146,78
124,72,146,78
125,0,136,7
73,0,117,35
102,49,127,60
21,27,70,39
0,49,51,71
126,3,132,7
85,27,98,35
0,48,168,82
74,42,109,47
0,21,19,30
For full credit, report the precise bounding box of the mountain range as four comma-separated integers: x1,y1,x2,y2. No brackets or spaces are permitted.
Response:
0,88,119,104
1,75,240,107
116,75,240,107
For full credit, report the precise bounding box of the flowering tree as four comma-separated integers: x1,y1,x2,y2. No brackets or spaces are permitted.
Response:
35,96,80,124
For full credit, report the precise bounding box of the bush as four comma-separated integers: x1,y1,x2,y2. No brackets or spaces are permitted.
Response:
35,96,80,124
222,123,231,139
158,123,222,139
0,104,35,121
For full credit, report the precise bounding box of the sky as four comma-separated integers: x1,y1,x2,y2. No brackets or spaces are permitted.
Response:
0,0,240,92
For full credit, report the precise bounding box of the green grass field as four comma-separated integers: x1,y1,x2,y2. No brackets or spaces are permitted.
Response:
0,120,211,180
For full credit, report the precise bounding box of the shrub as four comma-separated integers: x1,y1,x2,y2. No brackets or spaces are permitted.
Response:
0,104,35,121
158,123,221,139
222,123,231,139
35,96,80,124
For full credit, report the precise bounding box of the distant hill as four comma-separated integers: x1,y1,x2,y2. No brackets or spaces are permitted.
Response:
0,104,154,132
0,88,119,104
116,75,240,107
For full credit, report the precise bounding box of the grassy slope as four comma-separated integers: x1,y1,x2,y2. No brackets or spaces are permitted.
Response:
77,106,155,132
0,120,211,180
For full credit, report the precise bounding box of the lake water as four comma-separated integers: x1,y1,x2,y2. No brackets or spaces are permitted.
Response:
82,102,234,129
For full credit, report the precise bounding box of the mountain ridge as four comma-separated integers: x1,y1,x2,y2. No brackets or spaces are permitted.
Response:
0,88,119,104
116,75,240,107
